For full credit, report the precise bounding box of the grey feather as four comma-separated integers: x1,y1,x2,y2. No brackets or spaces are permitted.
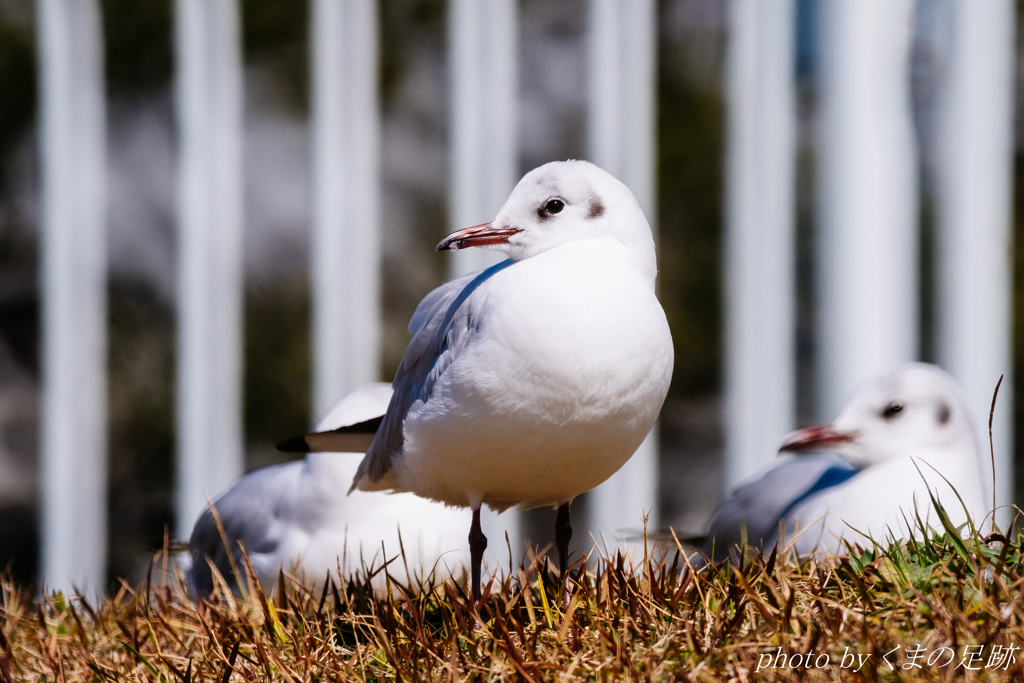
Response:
701,455,855,562
353,259,514,489
188,462,300,596
406,270,478,334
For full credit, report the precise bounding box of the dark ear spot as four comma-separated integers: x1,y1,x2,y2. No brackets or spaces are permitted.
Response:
937,402,951,425
587,196,605,219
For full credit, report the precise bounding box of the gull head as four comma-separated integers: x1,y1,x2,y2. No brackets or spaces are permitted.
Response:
778,363,978,468
436,160,657,278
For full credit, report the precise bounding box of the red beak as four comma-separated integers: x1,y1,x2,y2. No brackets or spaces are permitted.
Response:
435,223,521,251
778,423,855,454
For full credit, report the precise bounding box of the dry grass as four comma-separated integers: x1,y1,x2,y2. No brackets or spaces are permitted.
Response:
3,504,1024,681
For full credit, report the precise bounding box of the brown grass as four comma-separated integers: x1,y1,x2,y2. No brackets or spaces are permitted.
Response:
3,506,1024,681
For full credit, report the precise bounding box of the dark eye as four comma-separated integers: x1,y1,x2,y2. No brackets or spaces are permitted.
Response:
881,401,903,420
544,198,564,214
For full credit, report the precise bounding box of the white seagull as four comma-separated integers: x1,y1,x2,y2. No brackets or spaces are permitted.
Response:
282,160,674,599
187,383,466,596
703,363,989,560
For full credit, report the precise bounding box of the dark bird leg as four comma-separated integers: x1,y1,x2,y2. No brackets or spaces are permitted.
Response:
469,507,488,602
555,502,572,576
555,502,573,608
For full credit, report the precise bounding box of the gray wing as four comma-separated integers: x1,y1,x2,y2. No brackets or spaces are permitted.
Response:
702,455,857,562
406,270,479,334
353,259,514,489
188,463,298,596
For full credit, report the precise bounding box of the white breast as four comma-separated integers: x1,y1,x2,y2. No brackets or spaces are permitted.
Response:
789,450,987,555
395,239,674,510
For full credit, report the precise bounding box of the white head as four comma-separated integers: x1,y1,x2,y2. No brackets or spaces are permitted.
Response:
436,160,657,280
779,363,981,469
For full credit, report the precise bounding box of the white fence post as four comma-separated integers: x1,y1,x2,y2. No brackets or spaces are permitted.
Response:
37,0,108,594
934,0,1015,526
311,0,382,418
447,0,522,566
816,0,918,420
586,0,659,543
448,0,518,280
174,0,245,536
722,0,796,491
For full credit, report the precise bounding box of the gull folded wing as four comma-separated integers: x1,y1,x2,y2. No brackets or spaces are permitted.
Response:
274,382,393,454
352,260,514,489
702,455,859,562
275,416,384,453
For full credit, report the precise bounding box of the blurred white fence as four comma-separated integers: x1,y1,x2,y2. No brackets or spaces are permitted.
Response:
173,0,245,545
723,0,796,491
37,0,1015,591
933,0,1015,522
816,0,920,422
311,0,381,421
38,0,107,593
724,0,1015,525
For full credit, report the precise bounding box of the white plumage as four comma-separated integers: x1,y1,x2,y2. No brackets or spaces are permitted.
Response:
704,363,990,559
194,161,674,600
353,160,674,512
186,383,466,595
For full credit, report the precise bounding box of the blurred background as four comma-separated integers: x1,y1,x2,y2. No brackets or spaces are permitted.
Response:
0,0,1020,591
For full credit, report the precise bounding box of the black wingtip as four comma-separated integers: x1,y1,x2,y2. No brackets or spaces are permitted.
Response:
275,435,309,453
